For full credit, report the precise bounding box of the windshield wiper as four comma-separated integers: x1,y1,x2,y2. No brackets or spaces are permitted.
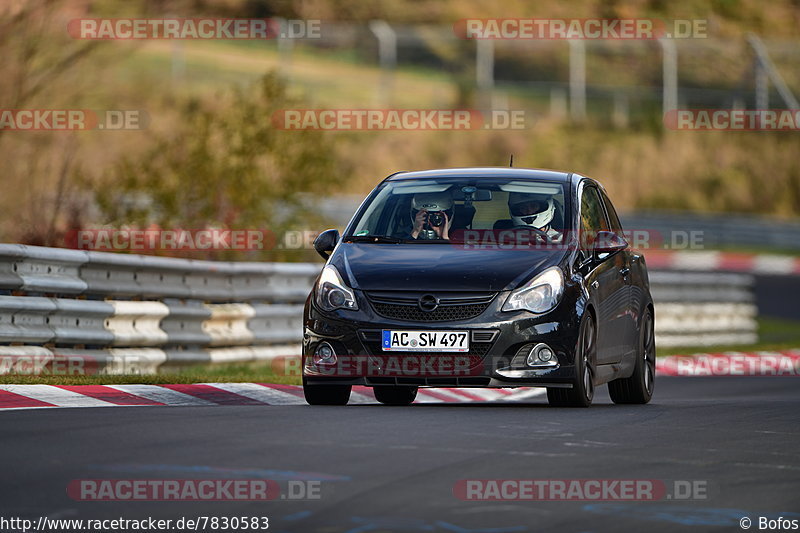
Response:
345,235,406,244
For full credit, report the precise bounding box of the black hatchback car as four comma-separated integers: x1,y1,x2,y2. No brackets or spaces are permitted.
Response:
303,168,655,407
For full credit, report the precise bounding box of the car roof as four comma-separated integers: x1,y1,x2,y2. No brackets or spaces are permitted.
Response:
385,167,573,183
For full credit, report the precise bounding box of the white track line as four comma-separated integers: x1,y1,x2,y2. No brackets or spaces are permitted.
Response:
107,385,216,406
0,385,115,408
0,405,59,411
204,383,304,405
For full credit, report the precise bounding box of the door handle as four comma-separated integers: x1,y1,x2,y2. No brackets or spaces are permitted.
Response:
619,267,630,276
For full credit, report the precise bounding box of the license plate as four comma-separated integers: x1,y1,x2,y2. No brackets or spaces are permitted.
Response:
381,330,469,352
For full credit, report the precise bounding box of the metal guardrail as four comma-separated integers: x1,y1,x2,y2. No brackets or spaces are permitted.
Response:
621,211,800,252
0,244,320,301
650,271,757,347
0,244,757,375
0,244,317,375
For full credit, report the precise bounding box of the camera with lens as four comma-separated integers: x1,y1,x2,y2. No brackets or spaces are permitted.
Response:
427,211,445,227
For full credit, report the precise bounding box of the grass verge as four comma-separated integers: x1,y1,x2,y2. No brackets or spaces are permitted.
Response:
655,317,800,357
0,361,302,386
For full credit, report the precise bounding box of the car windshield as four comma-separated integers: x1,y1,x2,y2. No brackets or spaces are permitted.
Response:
345,178,568,244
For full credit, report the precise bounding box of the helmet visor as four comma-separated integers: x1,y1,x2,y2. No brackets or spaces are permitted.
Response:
510,199,549,216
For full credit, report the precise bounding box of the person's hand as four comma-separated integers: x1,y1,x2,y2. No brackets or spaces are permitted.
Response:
411,209,427,239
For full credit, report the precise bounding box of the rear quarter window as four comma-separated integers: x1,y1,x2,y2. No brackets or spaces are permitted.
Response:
600,189,624,233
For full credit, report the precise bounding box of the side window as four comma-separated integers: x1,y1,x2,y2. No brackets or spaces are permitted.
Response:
580,186,609,250
580,186,609,231
600,189,623,234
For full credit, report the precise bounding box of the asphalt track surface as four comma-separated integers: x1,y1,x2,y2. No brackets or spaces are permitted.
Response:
755,274,800,320
3,377,799,533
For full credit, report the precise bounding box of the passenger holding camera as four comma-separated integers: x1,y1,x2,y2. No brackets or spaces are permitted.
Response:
409,193,453,240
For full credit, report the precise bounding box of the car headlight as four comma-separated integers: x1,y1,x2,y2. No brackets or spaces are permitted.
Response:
315,265,358,312
502,266,564,314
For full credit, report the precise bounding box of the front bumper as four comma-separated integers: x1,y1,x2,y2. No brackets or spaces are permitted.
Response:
303,289,582,388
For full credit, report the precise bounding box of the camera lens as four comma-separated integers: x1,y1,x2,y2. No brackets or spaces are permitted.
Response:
428,212,444,227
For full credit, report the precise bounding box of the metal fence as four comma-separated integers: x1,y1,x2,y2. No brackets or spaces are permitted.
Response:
0,244,758,374
252,22,800,123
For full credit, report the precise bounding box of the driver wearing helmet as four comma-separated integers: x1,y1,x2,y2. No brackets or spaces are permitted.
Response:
508,192,562,241
409,192,454,240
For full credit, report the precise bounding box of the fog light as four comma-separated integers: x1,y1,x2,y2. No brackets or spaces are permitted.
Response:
538,347,554,362
499,343,559,378
313,342,337,365
526,343,555,366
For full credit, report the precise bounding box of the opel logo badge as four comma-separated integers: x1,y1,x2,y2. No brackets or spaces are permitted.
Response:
418,294,439,312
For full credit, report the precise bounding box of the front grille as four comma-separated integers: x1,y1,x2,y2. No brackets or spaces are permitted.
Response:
366,291,496,322
370,353,484,369
361,347,486,377
360,341,493,377
367,376,492,387
371,302,491,322
471,330,497,342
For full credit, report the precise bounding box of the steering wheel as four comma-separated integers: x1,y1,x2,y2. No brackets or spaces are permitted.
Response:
509,226,553,244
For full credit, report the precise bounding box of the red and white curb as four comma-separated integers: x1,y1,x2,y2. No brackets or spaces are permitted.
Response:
4,350,797,410
645,250,800,275
0,383,546,411
657,349,800,376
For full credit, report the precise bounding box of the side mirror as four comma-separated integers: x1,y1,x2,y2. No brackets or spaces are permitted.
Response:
593,230,628,256
313,229,340,259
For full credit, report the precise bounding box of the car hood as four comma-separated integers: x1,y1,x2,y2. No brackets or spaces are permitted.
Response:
334,243,567,292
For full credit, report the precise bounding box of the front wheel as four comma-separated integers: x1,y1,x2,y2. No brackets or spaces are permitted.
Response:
608,308,655,404
548,315,595,408
303,378,351,406
374,386,418,406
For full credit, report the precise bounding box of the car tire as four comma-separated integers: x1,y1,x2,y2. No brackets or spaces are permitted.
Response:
374,386,418,406
303,378,352,406
547,314,595,408
609,308,655,405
